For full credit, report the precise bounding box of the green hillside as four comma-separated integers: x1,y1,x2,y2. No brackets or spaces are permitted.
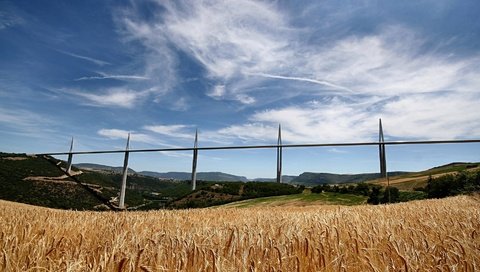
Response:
0,153,193,210
0,153,104,209
2,152,294,210
221,190,367,208
1,152,478,210
139,171,249,182
291,171,409,186
369,162,480,190
170,181,303,209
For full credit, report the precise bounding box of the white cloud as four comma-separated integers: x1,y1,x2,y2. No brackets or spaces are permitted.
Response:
58,50,111,66
207,85,256,104
305,26,477,96
247,73,353,93
116,1,480,140
117,10,179,96
97,129,155,144
0,107,56,134
144,124,194,139
98,128,129,139
207,85,226,99
235,94,256,104
121,2,480,106
206,91,480,143
97,127,192,150
73,88,146,108
75,73,149,81
250,99,373,143
170,97,189,111
95,91,480,148
120,0,294,104
328,148,348,154
381,93,480,139
161,1,291,79
158,151,192,158
0,10,24,30
216,123,277,142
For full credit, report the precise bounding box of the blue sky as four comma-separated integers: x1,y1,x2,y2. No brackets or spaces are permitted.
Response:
1,0,480,178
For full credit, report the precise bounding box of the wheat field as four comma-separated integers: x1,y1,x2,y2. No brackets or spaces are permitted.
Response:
1,196,479,271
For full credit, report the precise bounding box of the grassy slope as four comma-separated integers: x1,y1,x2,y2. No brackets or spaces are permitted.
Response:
0,153,192,210
368,162,480,190
226,163,479,208
0,153,104,209
2,151,477,210
221,190,367,208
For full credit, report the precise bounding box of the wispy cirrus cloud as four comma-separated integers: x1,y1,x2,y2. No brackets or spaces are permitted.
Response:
98,128,193,158
169,97,190,111
215,123,278,143
205,91,480,144
328,148,349,154
246,73,353,93
380,92,480,139
71,87,147,108
161,1,293,79
144,124,195,139
0,107,57,137
120,1,480,105
57,50,111,66
0,10,24,30
117,6,179,97
112,1,480,143
303,26,479,96
75,72,148,81
120,0,294,104
132,88,480,146
98,128,154,144
207,85,226,100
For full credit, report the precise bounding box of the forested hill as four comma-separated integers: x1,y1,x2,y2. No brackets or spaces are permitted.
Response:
139,171,249,182
74,163,248,182
290,171,409,186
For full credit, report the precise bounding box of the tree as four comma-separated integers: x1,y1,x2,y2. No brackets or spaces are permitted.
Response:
297,185,305,193
381,187,399,203
354,183,370,196
311,185,323,193
367,186,381,205
426,174,455,198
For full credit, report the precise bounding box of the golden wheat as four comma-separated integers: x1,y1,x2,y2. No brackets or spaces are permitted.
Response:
0,196,479,271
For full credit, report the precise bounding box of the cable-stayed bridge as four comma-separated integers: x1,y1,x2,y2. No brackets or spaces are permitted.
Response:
35,119,480,209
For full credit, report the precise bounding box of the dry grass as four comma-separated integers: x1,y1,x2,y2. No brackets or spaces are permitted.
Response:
370,173,451,191
1,196,479,271
370,165,480,191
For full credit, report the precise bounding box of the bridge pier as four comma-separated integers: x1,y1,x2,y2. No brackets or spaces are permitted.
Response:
379,119,390,203
119,133,130,209
191,129,198,191
276,124,282,183
66,137,74,174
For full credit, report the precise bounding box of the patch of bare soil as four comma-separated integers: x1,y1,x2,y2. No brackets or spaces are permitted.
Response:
1,157,28,161
23,175,77,185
